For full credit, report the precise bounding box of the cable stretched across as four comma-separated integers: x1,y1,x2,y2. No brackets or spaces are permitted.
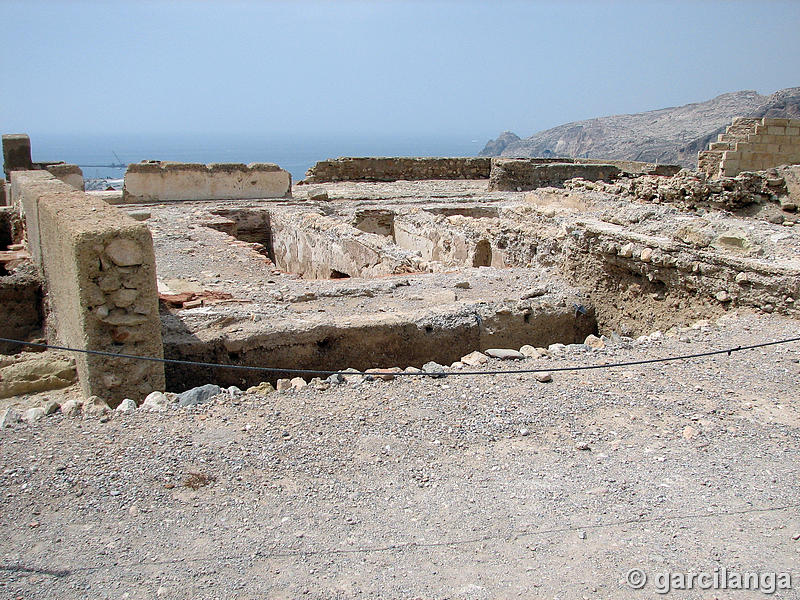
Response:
0,335,798,377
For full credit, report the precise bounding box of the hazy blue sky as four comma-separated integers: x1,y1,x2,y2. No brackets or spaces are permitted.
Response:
3,0,799,139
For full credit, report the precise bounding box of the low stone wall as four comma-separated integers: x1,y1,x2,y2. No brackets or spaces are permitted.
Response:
488,159,623,191
699,117,800,178
303,157,493,183
123,161,292,203
43,163,84,191
0,264,43,354
10,171,164,403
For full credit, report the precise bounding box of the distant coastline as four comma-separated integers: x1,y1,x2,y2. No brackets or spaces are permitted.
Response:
29,133,485,182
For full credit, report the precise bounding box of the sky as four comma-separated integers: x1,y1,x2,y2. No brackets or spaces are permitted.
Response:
2,0,799,140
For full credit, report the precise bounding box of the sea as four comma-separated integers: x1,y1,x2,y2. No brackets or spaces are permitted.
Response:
30,133,488,183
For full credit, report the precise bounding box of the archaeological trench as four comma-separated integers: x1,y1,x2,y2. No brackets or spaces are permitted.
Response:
1,118,799,405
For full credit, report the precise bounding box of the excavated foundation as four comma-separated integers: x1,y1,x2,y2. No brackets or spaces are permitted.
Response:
115,175,800,392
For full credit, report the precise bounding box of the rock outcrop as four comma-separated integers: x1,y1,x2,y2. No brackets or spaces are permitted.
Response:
481,87,800,168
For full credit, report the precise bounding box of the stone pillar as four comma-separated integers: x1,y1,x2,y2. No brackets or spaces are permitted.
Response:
2,134,34,180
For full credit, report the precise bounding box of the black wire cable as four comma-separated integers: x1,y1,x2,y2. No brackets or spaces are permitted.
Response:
1,335,798,377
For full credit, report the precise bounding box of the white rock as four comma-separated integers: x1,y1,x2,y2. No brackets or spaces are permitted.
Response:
142,391,168,412
460,351,489,366
105,238,143,266
83,395,111,417
23,407,46,423
60,399,83,417
534,371,553,383
584,334,605,349
0,408,22,428
290,377,307,390
485,348,524,360
116,398,137,413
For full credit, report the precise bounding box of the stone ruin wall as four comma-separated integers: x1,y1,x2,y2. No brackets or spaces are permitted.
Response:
1,134,84,198
303,157,493,183
10,171,164,403
699,117,800,178
303,156,680,187
122,161,292,203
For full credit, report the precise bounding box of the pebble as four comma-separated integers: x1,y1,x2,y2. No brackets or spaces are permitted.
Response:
584,334,605,349
682,425,699,440
83,396,111,417
454,281,471,289
110,398,135,414
422,361,446,378
534,371,553,383
520,287,547,299
60,399,83,417
460,351,489,366
246,382,275,395
43,400,60,415
178,384,222,407
276,378,292,392
574,442,590,451
519,345,546,358
23,407,46,424
290,377,308,390
485,348,524,360
365,367,401,381
142,391,169,412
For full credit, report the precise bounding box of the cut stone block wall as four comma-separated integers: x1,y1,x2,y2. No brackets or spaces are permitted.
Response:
123,161,292,203
699,117,800,178
0,179,5,206
10,171,164,402
488,159,622,191
303,157,493,183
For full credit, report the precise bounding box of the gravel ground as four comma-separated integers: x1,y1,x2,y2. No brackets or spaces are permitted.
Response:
1,310,799,599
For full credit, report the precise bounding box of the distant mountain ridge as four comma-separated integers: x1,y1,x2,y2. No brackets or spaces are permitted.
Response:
480,87,800,167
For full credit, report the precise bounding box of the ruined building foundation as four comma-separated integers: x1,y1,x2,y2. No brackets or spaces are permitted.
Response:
1,134,799,402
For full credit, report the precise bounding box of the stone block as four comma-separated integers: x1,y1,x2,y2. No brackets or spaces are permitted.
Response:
12,171,163,402
122,161,291,203
2,134,33,179
763,118,791,127
767,126,786,136
0,178,5,206
44,163,84,190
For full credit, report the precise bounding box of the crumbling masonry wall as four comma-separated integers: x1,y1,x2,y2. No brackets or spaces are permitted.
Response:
303,157,679,185
699,117,800,178
489,159,623,191
2,134,84,191
303,157,493,183
123,161,292,203
11,171,164,403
